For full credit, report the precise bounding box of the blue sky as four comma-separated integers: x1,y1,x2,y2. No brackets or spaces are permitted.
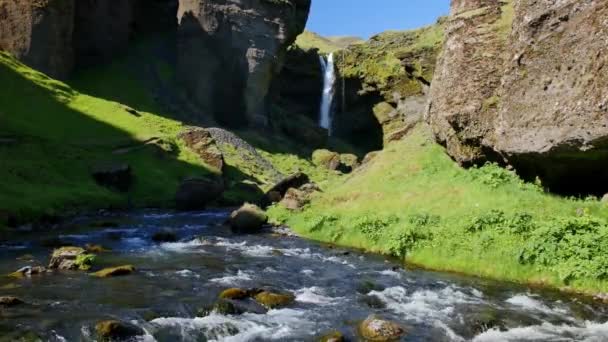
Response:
305,0,450,38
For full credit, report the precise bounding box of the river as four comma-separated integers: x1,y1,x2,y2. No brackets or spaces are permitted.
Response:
1,210,608,341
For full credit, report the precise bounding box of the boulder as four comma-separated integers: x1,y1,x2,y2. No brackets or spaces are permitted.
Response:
0,296,24,307
9,266,47,278
318,331,346,342
178,127,225,172
219,288,249,300
151,229,178,243
92,265,135,278
338,153,360,173
229,204,268,234
313,149,341,170
262,172,311,206
253,291,295,309
176,0,311,127
92,163,133,192
358,315,405,342
279,183,320,211
95,320,144,341
48,247,94,271
175,177,225,210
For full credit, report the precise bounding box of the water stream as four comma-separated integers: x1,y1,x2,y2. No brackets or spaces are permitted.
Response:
319,53,336,136
2,210,608,341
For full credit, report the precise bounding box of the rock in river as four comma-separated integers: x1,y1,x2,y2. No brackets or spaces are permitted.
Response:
253,291,295,309
0,296,24,307
95,320,144,341
92,265,135,278
358,315,405,341
48,247,95,271
229,203,268,234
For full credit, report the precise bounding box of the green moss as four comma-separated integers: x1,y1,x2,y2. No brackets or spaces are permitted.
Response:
268,124,608,294
294,31,343,54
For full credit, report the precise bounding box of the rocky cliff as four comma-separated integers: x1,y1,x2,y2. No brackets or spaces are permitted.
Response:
176,0,311,128
0,0,177,78
427,0,608,195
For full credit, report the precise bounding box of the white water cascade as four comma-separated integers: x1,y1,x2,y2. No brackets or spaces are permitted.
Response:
319,52,336,135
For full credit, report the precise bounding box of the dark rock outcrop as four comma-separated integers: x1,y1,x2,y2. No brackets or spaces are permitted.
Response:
176,0,311,127
175,176,225,210
178,127,225,172
427,0,608,195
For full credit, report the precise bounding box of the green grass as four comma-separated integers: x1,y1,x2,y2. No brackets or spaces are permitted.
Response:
295,31,343,54
268,124,608,294
0,50,214,225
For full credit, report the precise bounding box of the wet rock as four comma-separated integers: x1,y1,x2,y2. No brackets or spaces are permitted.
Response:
48,247,94,271
219,288,249,300
360,295,386,309
9,266,47,278
92,163,133,192
253,291,295,309
467,309,504,335
151,229,178,243
95,320,144,341
318,331,346,342
0,296,24,307
85,244,111,253
178,128,225,172
212,299,244,316
92,265,135,278
358,315,405,341
175,177,225,211
229,204,268,234
356,280,385,295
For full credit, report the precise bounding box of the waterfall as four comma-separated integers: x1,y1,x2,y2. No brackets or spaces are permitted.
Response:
319,52,336,136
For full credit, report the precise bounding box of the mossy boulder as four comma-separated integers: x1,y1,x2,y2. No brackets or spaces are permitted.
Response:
253,291,295,309
358,315,405,341
92,265,135,278
339,153,360,173
48,247,95,271
229,204,268,234
318,331,346,342
95,320,144,341
0,296,24,307
219,288,249,300
312,149,341,170
212,299,245,315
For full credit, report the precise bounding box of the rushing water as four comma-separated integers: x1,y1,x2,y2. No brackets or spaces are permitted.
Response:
319,52,336,135
2,210,608,341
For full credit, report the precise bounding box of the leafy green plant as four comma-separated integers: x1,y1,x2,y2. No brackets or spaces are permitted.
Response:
353,214,399,242
467,210,534,234
75,254,96,271
304,214,339,233
387,226,431,258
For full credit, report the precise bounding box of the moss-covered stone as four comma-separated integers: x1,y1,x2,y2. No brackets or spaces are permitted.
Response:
92,265,135,278
312,149,340,170
48,246,94,271
358,315,405,341
318,330,346,342
95,320,144,341
229,203,268,234
219,288,249,300
253,291,295,309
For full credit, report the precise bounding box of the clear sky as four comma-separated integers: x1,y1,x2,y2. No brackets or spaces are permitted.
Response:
305,0,450,39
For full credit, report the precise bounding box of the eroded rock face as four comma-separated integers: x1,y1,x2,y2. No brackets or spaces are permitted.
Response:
0,0,75,78
176,0,311,127
427,0,608,194
426,0,510,165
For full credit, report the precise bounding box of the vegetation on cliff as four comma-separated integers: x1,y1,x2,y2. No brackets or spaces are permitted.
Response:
268,125,608,294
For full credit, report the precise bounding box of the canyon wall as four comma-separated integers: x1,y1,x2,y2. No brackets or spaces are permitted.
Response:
428,0,608,194
176,0,311,128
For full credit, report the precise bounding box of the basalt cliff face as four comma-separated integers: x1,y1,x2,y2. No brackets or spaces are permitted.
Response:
427,0,608,194
177,0,311,128
0,0,177,78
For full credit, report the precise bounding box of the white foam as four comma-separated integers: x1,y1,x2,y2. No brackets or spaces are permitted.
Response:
300,269,314,276
175,269,200,278
473,321,608,342
506,294,569,316
379,269,402,278
209,270,254,286
295,287,341,305
151,308,316,341
159,239,206,253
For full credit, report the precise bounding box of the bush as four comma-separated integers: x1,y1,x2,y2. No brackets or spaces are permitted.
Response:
467,210,534,234
519,215,608,283
387,227,431,258
353,214,399,242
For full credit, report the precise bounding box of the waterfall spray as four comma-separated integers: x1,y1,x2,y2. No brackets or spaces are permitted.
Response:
319,52,336,136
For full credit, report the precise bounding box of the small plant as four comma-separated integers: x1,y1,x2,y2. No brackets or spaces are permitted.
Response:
75,254,96,271
304,214,339,233
353,214,399,242
467,210,534,234
387,227,431,258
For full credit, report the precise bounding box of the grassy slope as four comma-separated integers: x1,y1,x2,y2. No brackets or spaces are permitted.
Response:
295,31,343,54
268,125,608,294
0,51,214,227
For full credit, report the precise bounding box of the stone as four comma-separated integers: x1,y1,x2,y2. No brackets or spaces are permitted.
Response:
177,0,311,127
229,203,268,234
178,128,225,172
279,183,320,211
48,247,92,270
92,265,135,278
219,288,249,300
151,229,178,243
0,296,24,307
95,320,144,341
212,299,244,316
175,177,225,211
91,163,133,192
253,291,295,309
312,149,341,170
358,315,405,342
262,172,311,207
338,153,360,173
318,331,346,342
9,266,47,278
